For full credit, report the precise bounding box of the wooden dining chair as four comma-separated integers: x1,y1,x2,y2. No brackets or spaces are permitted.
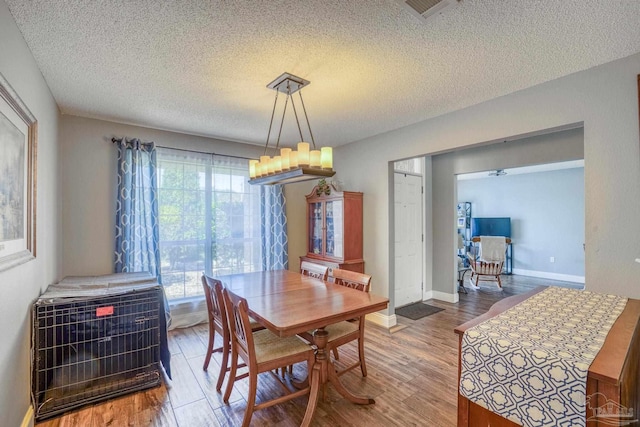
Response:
201,274,262,392
277,260,329,378
221,287,315,427
300,260,329,280
325,268,372,377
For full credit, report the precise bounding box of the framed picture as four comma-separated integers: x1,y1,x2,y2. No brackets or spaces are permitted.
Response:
0,73,37,272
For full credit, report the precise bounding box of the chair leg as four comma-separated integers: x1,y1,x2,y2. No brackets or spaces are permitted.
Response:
358,337,367,377
332,347,340,361
203,326,215,371
216,336,230,392
497,274,502,288
223,351,238,403
241,373,258,427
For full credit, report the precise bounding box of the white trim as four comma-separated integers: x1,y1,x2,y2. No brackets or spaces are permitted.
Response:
432,290,459,303
21,406,34,427
422,290,433,301
512,269,585,284
366,312,397,328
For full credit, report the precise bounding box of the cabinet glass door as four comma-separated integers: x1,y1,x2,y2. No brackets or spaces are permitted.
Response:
309,202,323,255
325,200,343,258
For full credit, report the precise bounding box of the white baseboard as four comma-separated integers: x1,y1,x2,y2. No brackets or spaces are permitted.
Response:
422,290,433,300
21,405,34,427
512,269,585,284
366,311,397,328
431,290,459,303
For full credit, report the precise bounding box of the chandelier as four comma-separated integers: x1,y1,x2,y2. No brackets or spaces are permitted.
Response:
248,72,335,185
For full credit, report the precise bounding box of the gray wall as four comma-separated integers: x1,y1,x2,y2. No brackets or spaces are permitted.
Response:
59,115,263,277
0,2,60,426
285,52,640,310
458,166,585,279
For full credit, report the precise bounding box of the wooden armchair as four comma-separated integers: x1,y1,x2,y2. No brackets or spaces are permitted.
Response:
467,237,511,288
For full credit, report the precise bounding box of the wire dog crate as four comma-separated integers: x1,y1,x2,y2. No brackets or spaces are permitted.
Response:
32,283,162,420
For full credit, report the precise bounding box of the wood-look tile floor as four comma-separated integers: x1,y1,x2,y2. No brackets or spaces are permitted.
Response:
36,275,579,427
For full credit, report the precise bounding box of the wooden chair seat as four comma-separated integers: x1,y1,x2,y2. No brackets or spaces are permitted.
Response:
252,329,313,364
299,321,359,347
325,321,359,341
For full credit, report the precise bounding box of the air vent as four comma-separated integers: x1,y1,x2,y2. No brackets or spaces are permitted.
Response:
395,0,460,21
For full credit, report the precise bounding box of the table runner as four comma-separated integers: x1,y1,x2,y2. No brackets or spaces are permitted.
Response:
459,287,627,427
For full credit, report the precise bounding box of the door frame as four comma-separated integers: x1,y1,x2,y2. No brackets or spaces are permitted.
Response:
390,157,429,310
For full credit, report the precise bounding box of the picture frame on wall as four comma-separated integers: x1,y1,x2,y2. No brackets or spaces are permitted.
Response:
0,73,37,272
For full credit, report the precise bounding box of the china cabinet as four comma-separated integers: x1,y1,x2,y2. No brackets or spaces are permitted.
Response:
300,183,364,275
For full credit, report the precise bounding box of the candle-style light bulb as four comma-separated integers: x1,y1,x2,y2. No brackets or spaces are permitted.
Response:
297,142,310,167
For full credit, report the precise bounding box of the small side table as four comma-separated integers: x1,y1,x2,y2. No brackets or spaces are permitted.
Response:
458,268,470,294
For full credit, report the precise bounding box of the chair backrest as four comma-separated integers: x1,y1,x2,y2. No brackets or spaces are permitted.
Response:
201,274,227,331
469,236,511,263
332,268,372,293
222,287,255,365
300,261,329,281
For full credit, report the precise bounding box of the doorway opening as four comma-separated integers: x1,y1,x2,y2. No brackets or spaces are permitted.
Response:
455,160,585,292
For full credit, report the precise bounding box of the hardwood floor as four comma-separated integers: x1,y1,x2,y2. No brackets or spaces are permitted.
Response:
36,275,580,427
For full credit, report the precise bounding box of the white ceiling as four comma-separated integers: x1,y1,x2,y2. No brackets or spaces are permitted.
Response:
6,0,640,148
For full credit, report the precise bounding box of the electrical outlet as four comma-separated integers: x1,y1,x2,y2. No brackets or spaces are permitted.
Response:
550,256,555,263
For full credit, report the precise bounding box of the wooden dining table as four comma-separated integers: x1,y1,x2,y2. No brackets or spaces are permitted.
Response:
218,269,389,426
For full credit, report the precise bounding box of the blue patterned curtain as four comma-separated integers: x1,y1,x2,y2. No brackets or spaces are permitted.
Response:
114,138,161,282
260,185,288,270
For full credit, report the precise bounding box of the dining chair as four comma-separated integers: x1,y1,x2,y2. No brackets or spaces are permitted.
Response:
277,260,329,378
325,268,372,377
300,260,329,280
201,274,263,392
221,287,315,427
467,236,511,288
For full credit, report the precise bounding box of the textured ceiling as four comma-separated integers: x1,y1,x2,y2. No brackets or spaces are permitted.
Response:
6,0,640,148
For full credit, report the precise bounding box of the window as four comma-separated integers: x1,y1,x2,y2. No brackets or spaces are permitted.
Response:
157,148,261,301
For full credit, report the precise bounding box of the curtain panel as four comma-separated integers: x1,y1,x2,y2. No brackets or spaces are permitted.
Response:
114,138,161,282
260,185,289,270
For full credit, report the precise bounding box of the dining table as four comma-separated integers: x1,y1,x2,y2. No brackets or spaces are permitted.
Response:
218,269,389,426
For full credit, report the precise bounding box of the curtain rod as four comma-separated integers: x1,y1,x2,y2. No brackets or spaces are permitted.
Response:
110,137,254,161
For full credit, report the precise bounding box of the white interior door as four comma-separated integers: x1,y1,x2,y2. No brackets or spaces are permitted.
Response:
394,173,423,308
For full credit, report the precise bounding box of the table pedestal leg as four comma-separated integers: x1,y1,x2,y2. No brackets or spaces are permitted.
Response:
301,328,327,426
326,361,375,404
301,362,321,426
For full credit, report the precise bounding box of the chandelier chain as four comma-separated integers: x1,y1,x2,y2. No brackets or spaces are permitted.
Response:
289,85,305,143
263,90,279,156
274,91,290,155
298,91,316,149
